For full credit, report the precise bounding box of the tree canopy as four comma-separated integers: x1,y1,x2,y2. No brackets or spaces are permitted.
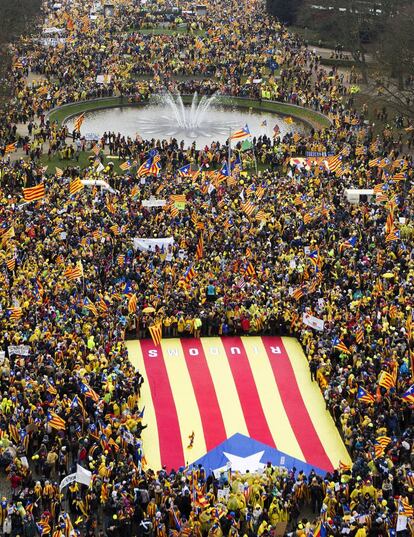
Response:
265,0,303,25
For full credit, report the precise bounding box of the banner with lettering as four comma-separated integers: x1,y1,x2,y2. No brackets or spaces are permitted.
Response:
127,336,350,473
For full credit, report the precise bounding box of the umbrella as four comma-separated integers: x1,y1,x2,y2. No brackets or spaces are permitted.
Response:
382,272,395,279
142,306,155,313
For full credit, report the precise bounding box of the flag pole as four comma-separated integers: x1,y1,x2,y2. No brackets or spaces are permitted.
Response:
228,127,232,178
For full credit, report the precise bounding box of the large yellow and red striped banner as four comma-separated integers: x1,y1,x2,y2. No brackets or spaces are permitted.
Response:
127,336,350,472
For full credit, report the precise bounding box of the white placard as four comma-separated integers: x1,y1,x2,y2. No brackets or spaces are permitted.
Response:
217,489,229,501
96,74,112,84
396,515,407,531
8,345,30,356
59,464,92,492
133,237,174,252
142,198,166,208
302,313,325,332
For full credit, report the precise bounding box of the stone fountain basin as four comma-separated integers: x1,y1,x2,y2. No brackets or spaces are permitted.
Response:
65,101,308,148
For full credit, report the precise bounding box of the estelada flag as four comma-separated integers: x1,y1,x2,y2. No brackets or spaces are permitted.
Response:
129,336,350,472
47,411,66,431
149,321,162,346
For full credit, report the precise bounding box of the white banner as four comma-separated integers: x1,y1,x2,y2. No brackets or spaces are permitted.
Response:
133,237,174,252
8,345,31,356
396,515,407,531
142,198,166,208
76,464,92,486
59,472,76,492
302,313,325,332
59,465,92,492
96,74,112,85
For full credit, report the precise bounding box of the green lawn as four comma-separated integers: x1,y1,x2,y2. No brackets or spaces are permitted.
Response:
39,151,126,175
49,97,128,125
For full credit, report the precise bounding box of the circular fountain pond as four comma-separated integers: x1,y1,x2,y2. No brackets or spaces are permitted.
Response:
65,93,308,148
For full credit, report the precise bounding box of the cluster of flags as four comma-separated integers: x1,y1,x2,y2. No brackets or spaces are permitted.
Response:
22,177,88,203
373,435,391,459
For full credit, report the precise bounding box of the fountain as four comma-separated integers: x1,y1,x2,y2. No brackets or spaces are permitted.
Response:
65,92,307,147
135,91,238,140
153,91,220,132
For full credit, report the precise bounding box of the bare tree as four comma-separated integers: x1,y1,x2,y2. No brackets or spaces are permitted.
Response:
296,0,405,83
371,4,414,117
0,0,42,97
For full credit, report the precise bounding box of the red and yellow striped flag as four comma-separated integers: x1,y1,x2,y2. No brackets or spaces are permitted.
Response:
6,257,16,271
196,234,204,260
63,264,83,281
241,201,255,217
47,411,66,431
1,226,15,245
128,294,137,314
8,423,20,443
69,177,84,195
5,142,17,154
378,370,395,390
133,336,349,472
22,183,45,202
74,113,85,132
149,320,163,346
8,307,23,321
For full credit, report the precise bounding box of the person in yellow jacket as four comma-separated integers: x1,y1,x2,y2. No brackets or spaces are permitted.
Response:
257,520,268,537
268,497,281,525
235,491,246,510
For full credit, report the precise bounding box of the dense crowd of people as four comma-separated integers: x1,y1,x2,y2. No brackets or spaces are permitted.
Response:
0,0,413,535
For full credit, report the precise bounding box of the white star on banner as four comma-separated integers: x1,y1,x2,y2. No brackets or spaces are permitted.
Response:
222,451,265,473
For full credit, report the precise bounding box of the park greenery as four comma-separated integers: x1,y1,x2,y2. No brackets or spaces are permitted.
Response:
266,0,414,117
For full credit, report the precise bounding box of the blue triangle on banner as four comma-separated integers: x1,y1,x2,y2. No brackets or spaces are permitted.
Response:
189,433,329,477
